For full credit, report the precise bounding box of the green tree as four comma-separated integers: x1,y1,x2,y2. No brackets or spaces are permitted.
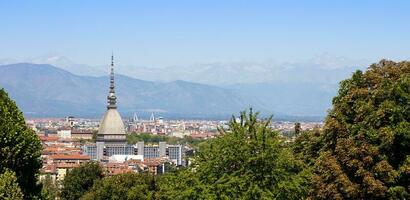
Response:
157,109,311,199
156,169,213,199
294,122,301,136
0,88,42,198
311,60,410,199
40,174,59,200
127,132,205,149
60,162,103,200
81,173,155,200
293,127,323,166
0,169,24,200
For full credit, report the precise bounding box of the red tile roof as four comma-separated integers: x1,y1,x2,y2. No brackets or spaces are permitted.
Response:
50,154,90,160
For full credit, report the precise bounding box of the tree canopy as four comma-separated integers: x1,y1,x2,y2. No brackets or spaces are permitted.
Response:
0,88,42,199
156,109,311,199
61,162,103,200
0,169,24,200
81,173,155,200
311,60,410,199
127,132,204,148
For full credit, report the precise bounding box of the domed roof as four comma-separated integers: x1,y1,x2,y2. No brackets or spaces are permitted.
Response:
98,109,125,135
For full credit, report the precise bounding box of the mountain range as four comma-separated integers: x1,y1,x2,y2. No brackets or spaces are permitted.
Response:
0,63,265,119
0,56,369,120
19,54,368,85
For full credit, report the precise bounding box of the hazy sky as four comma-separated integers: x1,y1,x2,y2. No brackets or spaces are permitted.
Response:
1,0,410,67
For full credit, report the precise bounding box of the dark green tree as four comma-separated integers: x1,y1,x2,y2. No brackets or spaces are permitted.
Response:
0,88,42,199
81,173,155,200
293,127,324,166
294,122,301,136
0,169,24,200
311,60,410,199
60,162,103,200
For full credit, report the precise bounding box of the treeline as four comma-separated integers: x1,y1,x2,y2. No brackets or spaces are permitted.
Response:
1,60,410,199
126,133,204,148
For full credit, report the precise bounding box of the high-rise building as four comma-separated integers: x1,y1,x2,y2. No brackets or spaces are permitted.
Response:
136,141,183,166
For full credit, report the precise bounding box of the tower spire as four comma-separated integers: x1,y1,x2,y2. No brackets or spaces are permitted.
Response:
107,53,117,109
111,52,114,66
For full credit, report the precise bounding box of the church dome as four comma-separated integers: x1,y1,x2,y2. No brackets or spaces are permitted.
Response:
98,108,126,135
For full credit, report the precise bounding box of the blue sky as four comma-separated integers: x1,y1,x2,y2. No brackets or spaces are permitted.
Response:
1,0,410,67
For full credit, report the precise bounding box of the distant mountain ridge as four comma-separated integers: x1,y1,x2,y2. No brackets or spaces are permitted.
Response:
0,63,267,119
120,60,365,86
14,54,368,85
0,62,362,120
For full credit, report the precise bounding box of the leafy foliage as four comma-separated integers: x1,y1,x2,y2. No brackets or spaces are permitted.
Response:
155,169,212,199
293,127,324,166
0,169,24,200
294,122,301,136
127,133,204,148
311,60,410,199
0,88,42,199
157,109,311,199
60,162,103,200
40,174,59,200
81,173,155,200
